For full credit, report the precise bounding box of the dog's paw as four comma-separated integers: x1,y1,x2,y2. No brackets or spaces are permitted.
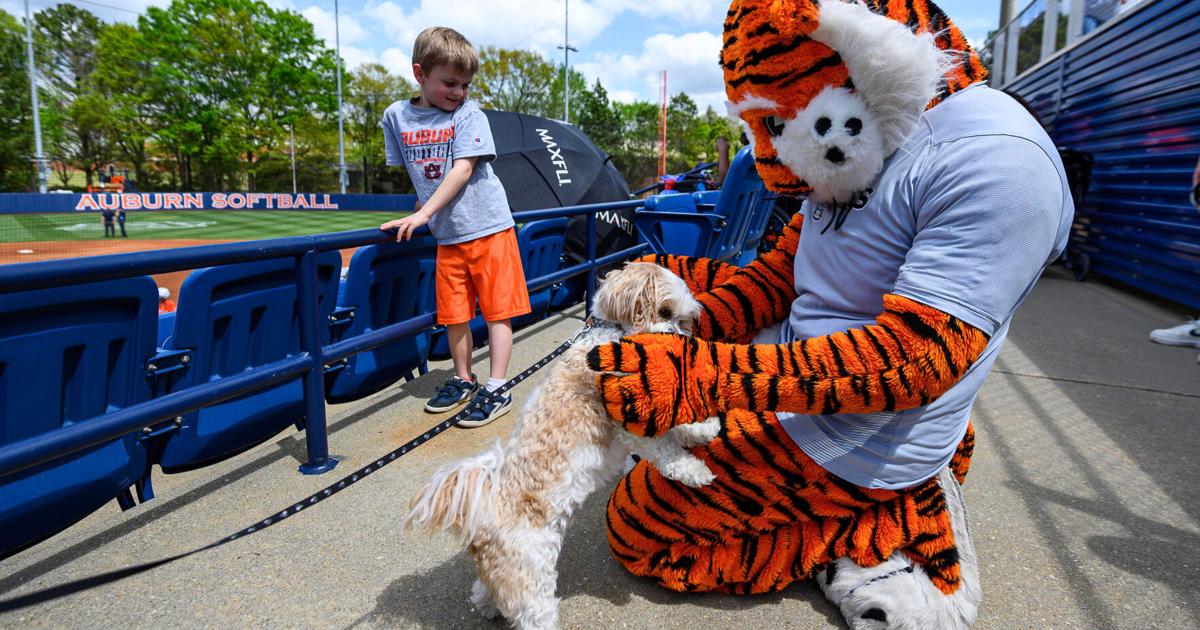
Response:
470,579,500,619
670,416,721,447
658,453,717,487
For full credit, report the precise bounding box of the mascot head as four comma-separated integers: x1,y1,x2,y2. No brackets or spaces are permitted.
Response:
722,0,986,204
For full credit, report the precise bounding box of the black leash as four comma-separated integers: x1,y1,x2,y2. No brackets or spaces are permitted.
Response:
0,330,584,612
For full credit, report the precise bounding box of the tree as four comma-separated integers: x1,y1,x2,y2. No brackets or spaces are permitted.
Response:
94,23,158,189
137,0,339,191
475,47,557,115
574,80,622,155
0,10,34,191
345,63,414,193
34,4,109,188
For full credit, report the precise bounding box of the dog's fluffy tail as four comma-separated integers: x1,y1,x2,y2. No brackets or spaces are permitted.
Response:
403,439,504,542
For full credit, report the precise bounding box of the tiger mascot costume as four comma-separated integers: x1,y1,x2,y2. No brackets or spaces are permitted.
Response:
588,0,1074,627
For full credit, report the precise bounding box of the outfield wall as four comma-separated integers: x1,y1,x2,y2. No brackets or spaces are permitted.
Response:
0,192,418,214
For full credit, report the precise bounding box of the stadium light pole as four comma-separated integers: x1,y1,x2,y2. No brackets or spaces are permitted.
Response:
556,0,577,123
334,0,347,193
290,124,297,194
23,0,47,193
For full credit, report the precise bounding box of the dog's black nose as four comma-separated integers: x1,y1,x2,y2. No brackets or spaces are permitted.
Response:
825,147,845,164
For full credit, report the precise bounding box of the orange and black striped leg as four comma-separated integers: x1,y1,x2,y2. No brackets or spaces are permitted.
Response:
604,409,965,595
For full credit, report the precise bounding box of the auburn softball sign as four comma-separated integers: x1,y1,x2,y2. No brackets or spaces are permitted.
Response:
74,193,341,211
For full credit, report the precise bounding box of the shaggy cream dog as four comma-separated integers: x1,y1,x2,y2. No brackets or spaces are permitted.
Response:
404,262,717,630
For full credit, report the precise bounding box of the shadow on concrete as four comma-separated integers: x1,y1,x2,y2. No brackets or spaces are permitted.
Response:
369,491,842,628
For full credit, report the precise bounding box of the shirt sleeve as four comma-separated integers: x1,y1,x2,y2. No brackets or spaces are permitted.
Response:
892,134,1067,336
382,112,403,166
452,107,497,162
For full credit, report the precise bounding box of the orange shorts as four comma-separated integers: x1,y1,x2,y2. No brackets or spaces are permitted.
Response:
435,228,531,325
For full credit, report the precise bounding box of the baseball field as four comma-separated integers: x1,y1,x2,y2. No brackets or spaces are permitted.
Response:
0,210,406,297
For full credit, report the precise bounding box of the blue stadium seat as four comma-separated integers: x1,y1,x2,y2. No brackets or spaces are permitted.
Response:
635,147,768,262
733,192,779,267
514,218,569,328
154,253,341,472
429,220,569,359
0,277,159,557
325,237,438,403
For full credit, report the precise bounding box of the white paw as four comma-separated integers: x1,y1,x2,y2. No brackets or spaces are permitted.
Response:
670,416,721,447
658,453,716,488
469,579,500,619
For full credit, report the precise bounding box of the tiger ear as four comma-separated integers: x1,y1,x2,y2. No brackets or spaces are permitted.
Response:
770,0,822,38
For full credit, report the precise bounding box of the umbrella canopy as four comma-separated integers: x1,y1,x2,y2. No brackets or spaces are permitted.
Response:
483,109,636,267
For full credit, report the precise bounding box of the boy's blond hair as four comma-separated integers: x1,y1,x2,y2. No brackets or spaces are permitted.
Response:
412,27,478,76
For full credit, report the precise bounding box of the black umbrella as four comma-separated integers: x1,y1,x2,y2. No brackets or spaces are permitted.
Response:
482,110,637,273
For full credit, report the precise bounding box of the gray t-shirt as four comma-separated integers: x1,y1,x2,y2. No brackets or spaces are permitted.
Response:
382,99,513,245
775,84,1074,489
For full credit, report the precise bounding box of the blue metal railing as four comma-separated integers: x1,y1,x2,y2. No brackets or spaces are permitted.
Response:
0,199,649,481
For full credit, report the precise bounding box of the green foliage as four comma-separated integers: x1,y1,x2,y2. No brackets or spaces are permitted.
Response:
0,1,739,196
345,63,415,193
0,10,34,191
475,47,557,116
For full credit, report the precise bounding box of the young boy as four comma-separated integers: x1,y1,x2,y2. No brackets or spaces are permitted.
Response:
380,26,530,428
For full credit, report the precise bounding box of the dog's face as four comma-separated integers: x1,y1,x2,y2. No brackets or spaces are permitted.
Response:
592,262,702,335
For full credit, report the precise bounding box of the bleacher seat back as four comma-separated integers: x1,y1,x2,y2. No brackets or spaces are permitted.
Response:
640,194,710,256
157,253,341,471
0,277,158,557
706,146,764,261
326,237,438,403
515,218,569,326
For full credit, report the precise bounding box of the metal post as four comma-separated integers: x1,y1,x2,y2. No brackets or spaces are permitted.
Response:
557,0,577,123
1004,18,1020,85
295,250,338,475
585,210,596,314
334,0,347,193
1042,0,1060,62
1066,0,1085,45
23,0,46,193
290,124,297,194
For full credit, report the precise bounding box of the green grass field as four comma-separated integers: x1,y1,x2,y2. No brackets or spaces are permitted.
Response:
0,210,407,243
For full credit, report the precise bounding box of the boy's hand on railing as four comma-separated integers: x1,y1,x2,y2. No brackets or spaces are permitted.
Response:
380,212,430,242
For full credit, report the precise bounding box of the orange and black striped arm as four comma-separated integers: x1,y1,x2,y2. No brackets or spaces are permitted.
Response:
694,212,802,342
635,254,742,303
588,294,988,436
637,213,802,343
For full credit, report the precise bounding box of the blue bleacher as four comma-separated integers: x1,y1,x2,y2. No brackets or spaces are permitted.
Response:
325,236,439,404
635,146,773,263
153,253,342,472
0,277,159,557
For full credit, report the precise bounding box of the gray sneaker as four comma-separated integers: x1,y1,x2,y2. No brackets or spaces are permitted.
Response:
425,374,478,413
457,390,512,428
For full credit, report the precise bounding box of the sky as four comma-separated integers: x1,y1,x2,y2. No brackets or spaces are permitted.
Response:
5,0,1003,113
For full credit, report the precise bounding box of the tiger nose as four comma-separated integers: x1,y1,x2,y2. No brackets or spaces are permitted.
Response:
825,147,846,164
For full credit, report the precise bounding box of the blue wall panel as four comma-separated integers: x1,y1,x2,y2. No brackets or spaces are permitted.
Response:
1006,0,1200,310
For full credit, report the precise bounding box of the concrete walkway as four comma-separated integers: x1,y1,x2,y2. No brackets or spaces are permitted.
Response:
2,267,1198,629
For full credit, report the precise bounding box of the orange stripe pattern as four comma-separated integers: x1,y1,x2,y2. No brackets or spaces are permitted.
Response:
606,410,972,594
588,293,989,437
